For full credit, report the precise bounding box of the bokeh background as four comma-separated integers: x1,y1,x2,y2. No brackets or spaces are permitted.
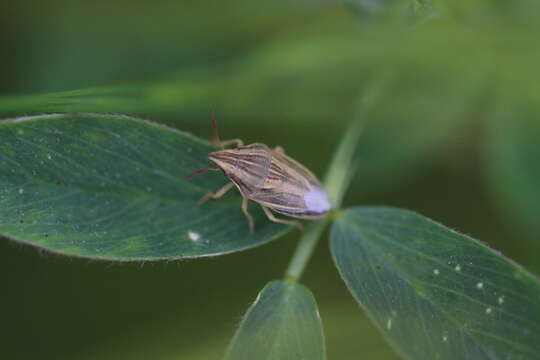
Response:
1,1,539,359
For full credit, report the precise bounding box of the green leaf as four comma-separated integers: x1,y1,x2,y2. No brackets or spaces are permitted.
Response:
486,100,540,256
0,114,290,260
225,280,326,360
330,207,540,360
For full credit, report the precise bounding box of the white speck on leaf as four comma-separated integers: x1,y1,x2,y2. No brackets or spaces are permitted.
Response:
188,230,201,241
18,188,24,194
433,269,440,276
442,335,448,342
498,296,505,305
47,153,52,160
486,307,492,314
386,318,393,330
476,282,484,289
454,264,461,271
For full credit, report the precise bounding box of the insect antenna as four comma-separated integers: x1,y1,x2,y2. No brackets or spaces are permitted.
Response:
210,108,224,149
210,108,225,150
185,167,219,179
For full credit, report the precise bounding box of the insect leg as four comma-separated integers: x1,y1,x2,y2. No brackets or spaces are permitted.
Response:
217,138,244,148
198,182,235,205
274,146,285,155
241,196,255,234
261,206,303,231
185,167,220,179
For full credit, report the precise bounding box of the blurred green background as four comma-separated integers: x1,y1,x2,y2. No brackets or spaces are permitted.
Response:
1,1,539,359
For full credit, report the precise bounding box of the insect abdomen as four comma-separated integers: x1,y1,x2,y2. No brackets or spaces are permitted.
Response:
251,153,331,218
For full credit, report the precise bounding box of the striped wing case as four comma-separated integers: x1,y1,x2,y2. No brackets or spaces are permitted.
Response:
208,143,331,219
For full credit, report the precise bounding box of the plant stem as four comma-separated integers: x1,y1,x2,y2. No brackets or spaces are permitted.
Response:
284,84,385,283
284,218,330,284
283,121,361,283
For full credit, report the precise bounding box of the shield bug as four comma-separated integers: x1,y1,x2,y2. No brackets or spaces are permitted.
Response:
187,115,331,234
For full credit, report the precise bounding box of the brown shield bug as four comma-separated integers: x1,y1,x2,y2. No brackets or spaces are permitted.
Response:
187,115,331,234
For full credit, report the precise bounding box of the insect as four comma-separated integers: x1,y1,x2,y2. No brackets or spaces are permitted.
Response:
187,116,331,234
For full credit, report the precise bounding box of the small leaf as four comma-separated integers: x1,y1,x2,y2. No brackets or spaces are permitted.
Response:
225,280,326,360
331,207,540,360
0,114,290,260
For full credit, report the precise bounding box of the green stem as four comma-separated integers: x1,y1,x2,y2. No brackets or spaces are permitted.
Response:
284,218,330,284
284,83,386,283
283,120,361,283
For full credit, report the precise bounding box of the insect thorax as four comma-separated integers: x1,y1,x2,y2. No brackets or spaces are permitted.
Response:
208,143,273,195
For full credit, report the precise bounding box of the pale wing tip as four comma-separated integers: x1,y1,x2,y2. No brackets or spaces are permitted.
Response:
304,186,332,214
